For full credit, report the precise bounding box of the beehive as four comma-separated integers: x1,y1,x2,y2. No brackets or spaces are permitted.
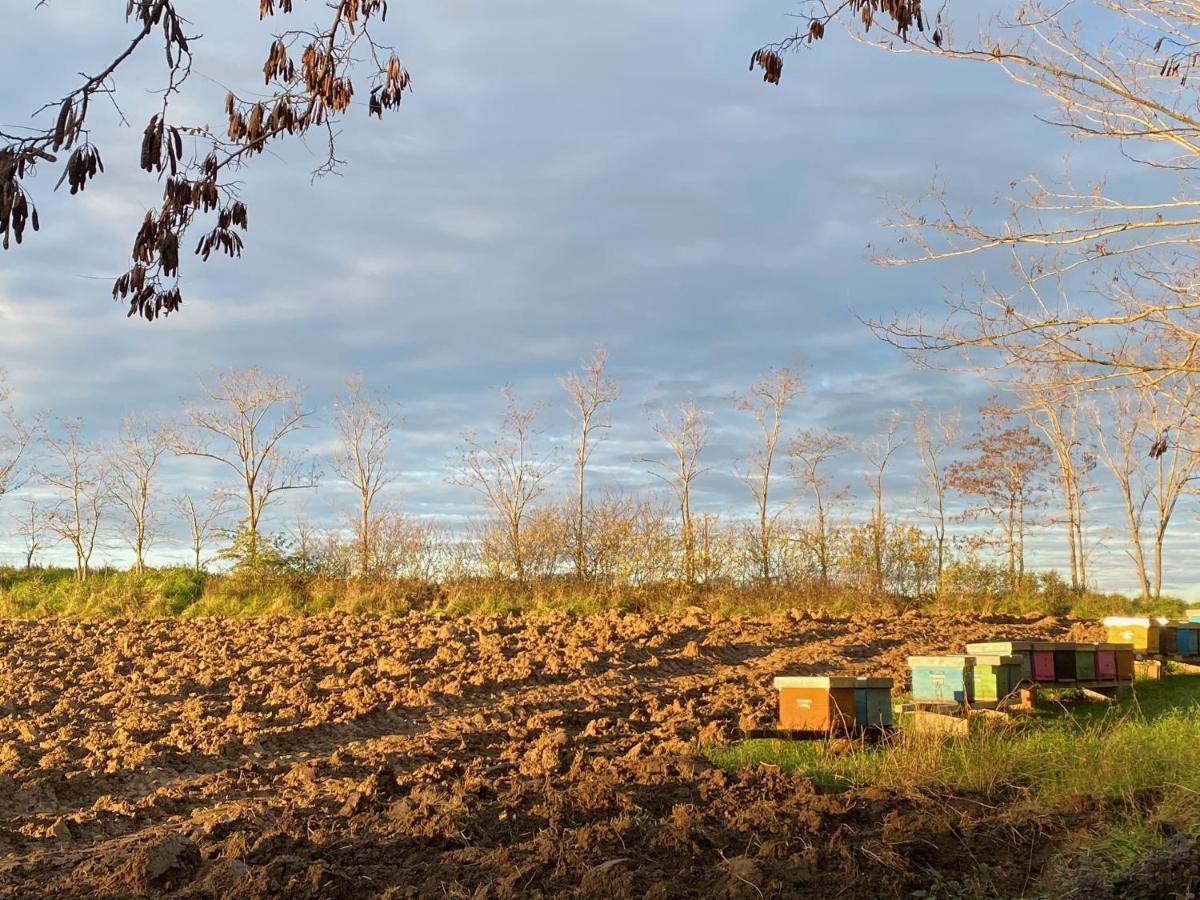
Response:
1053,643,1079,682
965,641,1033,683
1074,644,1097,682
1176,623,1200,657
1114,645,1135,681
1095,643,1120,681
971,655,1022,703
1104,616,1161,652
908,656,974,704
773,676,857,732
1030,642,1057,682
853,677,894,730
1160,620,1179,656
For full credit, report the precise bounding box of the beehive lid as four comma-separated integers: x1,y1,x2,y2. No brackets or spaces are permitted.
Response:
1177,622,1200,631
1104,616,1153,627
1052,642,1080,651
773,675,859,689
907,655,972,667
1096,642,1130,650
854,677,893,689
1031,642,1059,651
971,654,1021,666
1074,643,1098,651
965,641,1033,654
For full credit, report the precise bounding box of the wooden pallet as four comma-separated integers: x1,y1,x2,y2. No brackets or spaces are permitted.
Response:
1129,653,1200,679
749,726,895,742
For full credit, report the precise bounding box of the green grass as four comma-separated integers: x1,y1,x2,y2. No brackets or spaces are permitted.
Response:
705,676,1200,889
0,565,1187,620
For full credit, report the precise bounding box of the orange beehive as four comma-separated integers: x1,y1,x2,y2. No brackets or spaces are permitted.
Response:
773,676,857,732
1114,645,1135,681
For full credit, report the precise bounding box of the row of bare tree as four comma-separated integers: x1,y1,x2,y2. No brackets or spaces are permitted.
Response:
0,351,1195,599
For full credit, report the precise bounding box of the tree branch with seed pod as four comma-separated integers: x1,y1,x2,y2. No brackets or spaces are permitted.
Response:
754,0,1200,383
4,1,409,321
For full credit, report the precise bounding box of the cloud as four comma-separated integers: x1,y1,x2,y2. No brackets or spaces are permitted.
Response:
0,1,1194,596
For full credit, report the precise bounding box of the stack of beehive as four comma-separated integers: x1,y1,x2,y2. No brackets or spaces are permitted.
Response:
772,676,894,734
1105,615,1200,659
906,640,1135,706
770,614,1200,732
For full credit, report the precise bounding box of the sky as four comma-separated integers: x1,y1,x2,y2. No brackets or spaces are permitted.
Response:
1,1,1196,597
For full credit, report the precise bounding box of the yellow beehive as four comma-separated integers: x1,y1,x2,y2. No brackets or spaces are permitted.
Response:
1104,616,1160,652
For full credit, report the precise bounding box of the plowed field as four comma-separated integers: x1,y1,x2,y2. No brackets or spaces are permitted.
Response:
0,611,1106,898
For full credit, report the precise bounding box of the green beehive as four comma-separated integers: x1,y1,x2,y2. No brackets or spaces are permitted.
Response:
1074,643,1097,682
854,677,894,730
965,641,1033,683
971,654,1022,703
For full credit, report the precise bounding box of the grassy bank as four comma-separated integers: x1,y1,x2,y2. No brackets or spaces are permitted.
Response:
0,565,1187,619
705,675,1200,893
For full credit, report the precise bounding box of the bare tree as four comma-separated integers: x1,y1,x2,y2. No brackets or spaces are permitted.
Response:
911,402,960,593
1014,377,1094,592
40,419,107,580
331,375,401,577
788,428,849,587
732,367,804,582
175,491,229,573
643,401,712,585
754,0,1200,382
863,412,904,595
559,347,619,579
946,400,1052,590
1090,392,1152,598
0,372,40,506
450,388,557,581
1090,378,1200,599
107,413,172,572
2,3,410,318
177,367,315,561
12,500,47,569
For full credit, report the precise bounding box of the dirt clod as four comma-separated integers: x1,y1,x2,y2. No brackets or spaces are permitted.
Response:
0,611,1104,898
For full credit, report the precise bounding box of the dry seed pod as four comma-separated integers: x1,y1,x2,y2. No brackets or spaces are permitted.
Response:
53,99,72,151
749,48,783,85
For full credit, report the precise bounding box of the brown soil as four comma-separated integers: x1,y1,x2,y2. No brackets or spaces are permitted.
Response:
0,610,1107,898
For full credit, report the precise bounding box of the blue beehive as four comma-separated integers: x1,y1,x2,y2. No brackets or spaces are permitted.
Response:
1177,623,1200,657
908,655,975,704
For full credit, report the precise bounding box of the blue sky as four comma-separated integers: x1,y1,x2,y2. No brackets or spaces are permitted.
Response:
1,1,1195,596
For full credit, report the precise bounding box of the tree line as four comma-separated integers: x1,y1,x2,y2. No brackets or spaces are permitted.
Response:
0,349,1194,604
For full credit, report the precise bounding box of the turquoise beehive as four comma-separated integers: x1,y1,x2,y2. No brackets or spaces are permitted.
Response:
908,655,975,704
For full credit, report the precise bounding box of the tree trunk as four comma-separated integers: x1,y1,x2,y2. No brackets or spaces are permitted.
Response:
1154,526,1166,600
681,504,695,585
759,496,770,583
814,487,829,588
1017,493,1026,584
934,489,946,598
510,518,525,582
1062,470,1078,591
575,441,586,579
359,493,371,577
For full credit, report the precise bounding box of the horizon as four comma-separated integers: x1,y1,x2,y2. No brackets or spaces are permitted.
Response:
2,1,1196,598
